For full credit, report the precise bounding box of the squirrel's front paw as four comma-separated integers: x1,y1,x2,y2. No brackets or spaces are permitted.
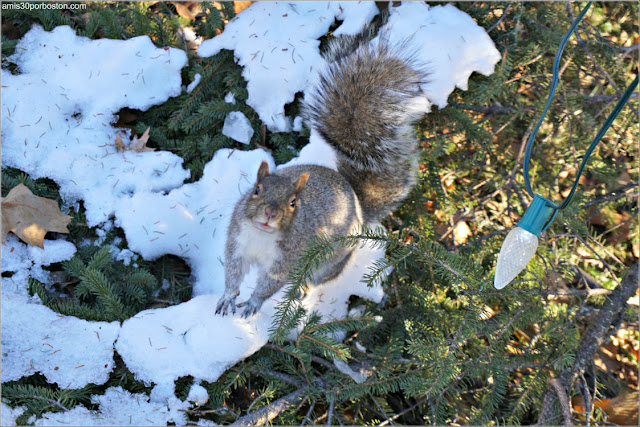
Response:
215,292,239,316
237,296,265,318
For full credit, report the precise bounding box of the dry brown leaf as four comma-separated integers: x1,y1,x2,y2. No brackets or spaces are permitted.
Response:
600,391,639,425
115,128,154,153
172,1,197,21
234,1,252,14
114,108,139,132
573,391,639,425
115,133,126,152
1,21,22,40
129,127,154,152
1,184,72,248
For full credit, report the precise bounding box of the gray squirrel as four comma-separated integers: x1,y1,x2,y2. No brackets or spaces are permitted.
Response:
215,32,429,318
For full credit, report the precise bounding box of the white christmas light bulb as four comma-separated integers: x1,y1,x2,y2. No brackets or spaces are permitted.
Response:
494,195,558,289
494,227,538,289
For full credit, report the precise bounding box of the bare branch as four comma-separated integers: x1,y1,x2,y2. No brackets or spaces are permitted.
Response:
585,92,639,104
232,388,306,426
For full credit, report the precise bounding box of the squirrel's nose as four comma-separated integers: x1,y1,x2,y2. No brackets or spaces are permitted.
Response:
265,206,276,220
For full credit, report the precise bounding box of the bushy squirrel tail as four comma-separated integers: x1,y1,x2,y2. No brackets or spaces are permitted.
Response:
303,31,429,223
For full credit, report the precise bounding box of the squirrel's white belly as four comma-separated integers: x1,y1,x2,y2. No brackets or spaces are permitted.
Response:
235,220,282,271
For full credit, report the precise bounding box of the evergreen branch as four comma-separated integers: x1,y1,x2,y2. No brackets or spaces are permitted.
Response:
537,262,639,424
269,234,342,342
254,370,307,388
584,92,639,104
579,181,638,209
303,315,378,335
378,395,429,426
263,343,310,378
168,57,227,129
231,388,306,426
299,333,349,361
229,372,330,427
7,394,69,412
351,233,479,288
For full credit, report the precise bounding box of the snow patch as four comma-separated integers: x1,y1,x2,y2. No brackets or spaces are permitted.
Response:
32,387,189,426
1,237,119,389
198,1,380,132
1,403,25,426
224,91,236,104
187,383,210,405
186,73,202,93
222,111,254,144
1,25,190,226
385,2,502,109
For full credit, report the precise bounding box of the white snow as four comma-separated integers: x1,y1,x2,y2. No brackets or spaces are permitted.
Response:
187,384,210,405
182,26,204,48
198,2,499,132
1,25,190,227
186,72,202,93
32,387,189,426
224,91,236,104
198,1,380,132
1,3,501,424
222,111,254,144
385,3,502,109
113,247,138,266
293,115,304,132
1,236,120,389
1,403,25,426
1,236,75,288
333,359,368,384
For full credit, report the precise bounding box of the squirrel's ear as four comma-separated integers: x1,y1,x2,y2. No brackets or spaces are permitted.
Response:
294,173,310,194
257,161,270,182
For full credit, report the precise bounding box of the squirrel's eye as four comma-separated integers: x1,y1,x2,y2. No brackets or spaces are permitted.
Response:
290,198,296,208
254,186,261,196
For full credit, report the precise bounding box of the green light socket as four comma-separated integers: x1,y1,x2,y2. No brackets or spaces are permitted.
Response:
517,195,558,237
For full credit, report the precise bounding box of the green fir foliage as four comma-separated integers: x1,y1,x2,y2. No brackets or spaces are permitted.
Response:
29,245,158,322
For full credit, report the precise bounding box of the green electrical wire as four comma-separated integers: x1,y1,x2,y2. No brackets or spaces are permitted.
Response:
522,1,639,211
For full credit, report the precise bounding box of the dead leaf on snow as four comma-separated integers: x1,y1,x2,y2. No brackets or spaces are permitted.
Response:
1,184,72,248
129,127,154,152
115,133,126,151
115,127,155,153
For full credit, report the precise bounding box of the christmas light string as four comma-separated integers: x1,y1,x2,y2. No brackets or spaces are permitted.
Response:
494,1,639,289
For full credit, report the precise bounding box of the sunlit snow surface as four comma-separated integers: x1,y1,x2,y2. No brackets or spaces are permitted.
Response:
198,1,381,131
1,2,500,424
199,2,501,130
1,236,120,389
1,25,190,227
31,387,189,426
